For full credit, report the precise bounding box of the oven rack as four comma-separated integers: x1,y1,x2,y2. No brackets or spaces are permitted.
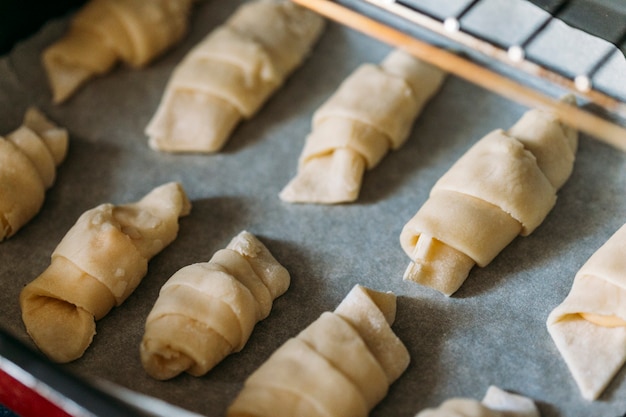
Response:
294,0,626,151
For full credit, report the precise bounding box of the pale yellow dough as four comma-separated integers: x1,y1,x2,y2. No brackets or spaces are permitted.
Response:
279,48,446,204
140,230,290,380
0,108,68,241
415,386,540,417
146,0,325,153
547,223,626,400
227,284,409,417
43,0,193,103
400,96,578,296
20,182,191,363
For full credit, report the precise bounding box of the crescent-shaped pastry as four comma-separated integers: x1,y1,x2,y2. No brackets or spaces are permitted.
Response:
43,0,193,103
546,223,626,400
0,108,68,241
140,230,290,380
145,0,325,153
400,96,578,295
415,386,540,417
20,182,191,363
279,48,446,204
1,108,68,241
227,284,409,417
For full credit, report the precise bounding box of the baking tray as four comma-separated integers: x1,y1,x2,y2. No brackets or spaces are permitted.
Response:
1,1,625,416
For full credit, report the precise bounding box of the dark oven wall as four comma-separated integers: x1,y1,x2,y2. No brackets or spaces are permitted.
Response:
0,0,87,54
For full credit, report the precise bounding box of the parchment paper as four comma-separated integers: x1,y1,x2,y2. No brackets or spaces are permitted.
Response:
1,1,625,416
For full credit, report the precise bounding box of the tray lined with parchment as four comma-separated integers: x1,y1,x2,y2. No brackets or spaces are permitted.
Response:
1,1,625,416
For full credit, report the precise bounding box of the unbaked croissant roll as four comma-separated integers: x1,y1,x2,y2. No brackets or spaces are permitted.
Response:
280,49,446,204
227,284,409,417
400,97,578,296
547,223,626,400
20,182,191,363
43,0,193,103
415,386,540,417
140,230,290,380
0,108,68,241
145,0,325,153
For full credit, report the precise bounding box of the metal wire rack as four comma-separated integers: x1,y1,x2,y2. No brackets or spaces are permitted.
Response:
293,0,626,151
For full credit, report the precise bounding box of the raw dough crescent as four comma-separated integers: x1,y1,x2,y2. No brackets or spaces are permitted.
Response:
227,284,409,417
546,223,626,400
400,97,578,295
140,230,290,380
415,385,540,417
0,108,68,241
20,182,191,363
279,48,446,204
43,0,193,103
145,0,325,153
